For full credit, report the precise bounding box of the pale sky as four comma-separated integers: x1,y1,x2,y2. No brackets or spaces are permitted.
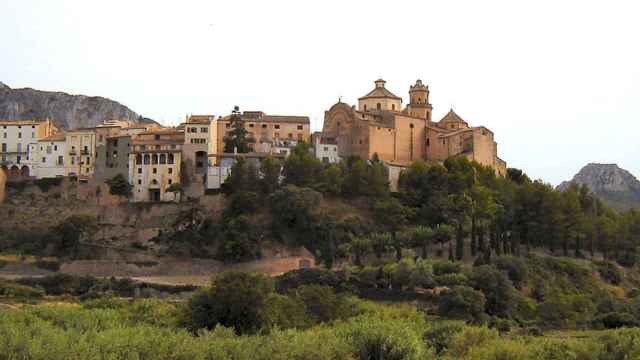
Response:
1,0,639,185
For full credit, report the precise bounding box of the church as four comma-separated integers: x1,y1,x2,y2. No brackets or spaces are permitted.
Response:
321,79,507,176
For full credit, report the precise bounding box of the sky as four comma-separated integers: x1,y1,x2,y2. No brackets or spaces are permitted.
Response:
1,0,639,185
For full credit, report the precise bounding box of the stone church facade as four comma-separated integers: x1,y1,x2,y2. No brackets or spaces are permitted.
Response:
322,79,507,176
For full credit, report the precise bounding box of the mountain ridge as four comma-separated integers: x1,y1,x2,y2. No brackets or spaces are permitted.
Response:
558,163,640,211
0,82,156,130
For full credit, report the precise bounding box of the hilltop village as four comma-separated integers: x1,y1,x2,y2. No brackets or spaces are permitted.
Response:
0,79,505,201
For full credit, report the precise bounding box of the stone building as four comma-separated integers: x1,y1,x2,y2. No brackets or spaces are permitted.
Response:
0,118,58,179
128,129,183,202
322,79,507,176
181,115,218,174
64,128,97,180
31,132,66,179
216,111,310,160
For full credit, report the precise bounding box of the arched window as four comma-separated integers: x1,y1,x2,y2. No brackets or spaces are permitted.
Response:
410,123,414,129
376,103,381,110
159,154,167,164
418,98,421,103
364,105,367,111
143,154,150,165
136,154,142,165
152,154,158,164
151,179,158,185
168,153,174,164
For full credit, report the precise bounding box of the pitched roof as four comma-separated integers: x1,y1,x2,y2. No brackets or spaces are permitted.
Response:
439,109,468,125
358,79,402,100
39,132,66,142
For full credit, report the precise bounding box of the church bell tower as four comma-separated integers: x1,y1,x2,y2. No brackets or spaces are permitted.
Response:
407,79,432,120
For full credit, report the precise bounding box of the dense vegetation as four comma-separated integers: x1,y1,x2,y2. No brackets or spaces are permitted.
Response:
3,267,640,359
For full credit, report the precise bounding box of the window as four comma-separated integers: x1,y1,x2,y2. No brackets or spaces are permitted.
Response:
376,103,381,110
152,154,158,164
86,157,90,165
136,154,142,165
159,154,166,164
261,124,267,129
31,132,35,138
42,157,46,163
1,143,5,152
71,157,75,165
155,134,160,140
18,132,22,139
288,133,293,139
426,138,430,146
364,105,367,111
54,145,57,151
410,123,414,129
57,155,63,165
153,167,157,174
297,125,303,130
249,124,254,128
16,156,21,164
143,154,150,164
225,123,230,129
274,132,280,138
17,143,22,152
138,168,142,174
274,124,280,129
168,167,173,174
113,139,118,146
392,104,395,110
138,179,142,185
168,179,172,184
167,154,174,164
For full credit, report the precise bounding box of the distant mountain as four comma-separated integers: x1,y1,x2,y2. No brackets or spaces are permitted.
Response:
0,81,156,130
558,163,640,211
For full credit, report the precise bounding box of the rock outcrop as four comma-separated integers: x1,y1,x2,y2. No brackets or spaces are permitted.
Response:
558,163,640,211
0,81,155,130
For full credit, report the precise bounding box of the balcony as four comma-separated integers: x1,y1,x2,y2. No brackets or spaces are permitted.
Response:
80,149,90,155
69,149,77,155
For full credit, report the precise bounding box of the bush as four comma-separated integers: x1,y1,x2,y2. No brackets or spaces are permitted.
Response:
446,326,500,358
423,321,465,355
434,273,468,287
596,312,638,329
289,285,359,324
469,265,517,318
337,315,431,360
187,271,274,334
597,261,624,285
34,177,63,192
438,286,486,322
493,256,528,289
433,261,462,276
0,280,44,299
275,268,342,293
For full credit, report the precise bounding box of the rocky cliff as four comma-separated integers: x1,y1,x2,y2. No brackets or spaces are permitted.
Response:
558,163,640,211
0,81,155,130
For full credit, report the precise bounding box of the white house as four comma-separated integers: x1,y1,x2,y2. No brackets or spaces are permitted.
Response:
312,132,340,164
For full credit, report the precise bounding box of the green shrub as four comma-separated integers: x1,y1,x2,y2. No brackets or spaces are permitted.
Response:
438,286,486,322
337,315,431,360
596,312,638,329
275,268,342,293
434,273,469,287
596,261,624,285
469,265,517,318
446,326,500,358
0,280,44,299
289,285,359,324
433,261,462,276
493,256,528,289
423,321,465,355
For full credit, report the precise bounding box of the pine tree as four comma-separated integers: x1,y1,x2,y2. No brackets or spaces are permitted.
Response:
223,106,252,153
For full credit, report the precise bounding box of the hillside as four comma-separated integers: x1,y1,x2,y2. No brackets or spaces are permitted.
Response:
558,163,640,211
0,81,155,130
